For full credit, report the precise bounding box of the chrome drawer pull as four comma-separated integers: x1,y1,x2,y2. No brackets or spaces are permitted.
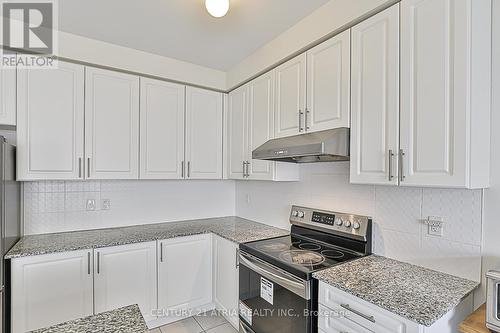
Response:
340,303,376,323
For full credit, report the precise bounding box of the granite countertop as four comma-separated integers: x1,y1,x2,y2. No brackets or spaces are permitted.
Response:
313,255,479,327
29,305,147,333
6,216,289,259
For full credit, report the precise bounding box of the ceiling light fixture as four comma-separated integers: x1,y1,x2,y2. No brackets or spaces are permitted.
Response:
205,0,229,18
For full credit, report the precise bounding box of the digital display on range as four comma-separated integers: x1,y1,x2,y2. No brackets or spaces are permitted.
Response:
311,212,335,226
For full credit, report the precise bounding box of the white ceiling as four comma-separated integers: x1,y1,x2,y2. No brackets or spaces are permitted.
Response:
58,0,331,71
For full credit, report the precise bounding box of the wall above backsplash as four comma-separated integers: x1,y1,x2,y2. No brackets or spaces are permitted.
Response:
235,162,483,284
23,180,236,235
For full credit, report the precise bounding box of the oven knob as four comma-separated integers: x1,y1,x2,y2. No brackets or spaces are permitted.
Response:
353,221,361,230
344,220,352,228
297,211,305,218
335,218,343,226
292,210,298,217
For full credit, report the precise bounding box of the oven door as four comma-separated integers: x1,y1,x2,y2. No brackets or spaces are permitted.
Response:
238,251,316,333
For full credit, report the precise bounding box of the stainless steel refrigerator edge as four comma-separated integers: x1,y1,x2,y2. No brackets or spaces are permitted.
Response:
0,137,21,333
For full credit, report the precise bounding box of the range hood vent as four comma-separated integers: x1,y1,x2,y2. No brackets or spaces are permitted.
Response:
252,128,350,163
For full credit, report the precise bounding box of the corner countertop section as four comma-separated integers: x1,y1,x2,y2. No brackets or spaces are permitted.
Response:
6,216,289,259
29,304,147,333
313,255,479,327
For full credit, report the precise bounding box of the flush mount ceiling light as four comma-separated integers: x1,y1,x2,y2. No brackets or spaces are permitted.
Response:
205,0,230,18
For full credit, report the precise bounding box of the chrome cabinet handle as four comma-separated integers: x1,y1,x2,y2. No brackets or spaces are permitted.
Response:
242,161,246,177
305,108,310,130
160,242,164,263
96,251,100,274
181,161,185,178
246,161,250,178
388,150,395,181
340,303,376,323
78,157,83,178
399,149,405,182
298,109,304,132
187,161,191,178
87,252,91,275
235,248,239,268
87,157,91,178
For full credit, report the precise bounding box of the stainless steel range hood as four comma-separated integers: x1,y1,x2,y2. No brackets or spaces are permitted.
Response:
252,128,350,163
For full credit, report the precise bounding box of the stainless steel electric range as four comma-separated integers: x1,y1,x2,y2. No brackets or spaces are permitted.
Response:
238,206,372,333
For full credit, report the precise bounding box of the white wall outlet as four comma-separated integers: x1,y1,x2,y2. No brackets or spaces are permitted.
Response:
102,199,111,210
425,216,444,237
86,199,96,211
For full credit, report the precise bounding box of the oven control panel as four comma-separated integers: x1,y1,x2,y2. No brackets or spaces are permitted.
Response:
290,206,371,241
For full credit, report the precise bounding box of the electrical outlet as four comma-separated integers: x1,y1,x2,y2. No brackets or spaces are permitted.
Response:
426,216,444,237
86,199,96,211
102,199,111,210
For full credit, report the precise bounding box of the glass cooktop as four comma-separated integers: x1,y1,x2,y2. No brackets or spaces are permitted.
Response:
240,234,362,280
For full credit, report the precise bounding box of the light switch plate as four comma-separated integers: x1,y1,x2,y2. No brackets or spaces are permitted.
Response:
86,199,96,211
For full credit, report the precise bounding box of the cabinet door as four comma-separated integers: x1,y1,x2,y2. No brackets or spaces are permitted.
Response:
185,87,223,179
158,235,212,320
213,235,239,329
306,30,351,132
85,67,139,179
248,72,274,180
17,61,85,180
0,67,16,125
350,5,400,186
227,85,248,180
11,250,93,333
275,54,306,138
400,0,468,187
94,242,157,323
140,78,185,179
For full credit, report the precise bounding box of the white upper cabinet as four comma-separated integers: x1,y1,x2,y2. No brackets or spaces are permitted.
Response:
0,67,16,126
94,242,157,323
85,67,140,179
140,78,185,179
11,250,93,333
275,54,306,138
185,87,223,179
400,0,491,188
306,30,351,132
248,71,275,180
17,61,85,180
158,235,212,322
227,85,248,180
350,5,400,186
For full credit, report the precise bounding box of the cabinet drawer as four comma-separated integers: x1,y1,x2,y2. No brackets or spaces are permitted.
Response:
319,282,413,333
319,304,372,332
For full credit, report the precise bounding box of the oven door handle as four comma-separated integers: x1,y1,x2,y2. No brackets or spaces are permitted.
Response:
239,251,310,300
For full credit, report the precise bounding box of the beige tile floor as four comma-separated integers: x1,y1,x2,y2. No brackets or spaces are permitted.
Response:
149,310,238,333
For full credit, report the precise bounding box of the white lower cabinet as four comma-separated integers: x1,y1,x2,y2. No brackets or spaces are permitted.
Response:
11,250,93,333
213,235,239,329
157,235,212,322
319,282,472,333
0,66,16,126
94,242,157,323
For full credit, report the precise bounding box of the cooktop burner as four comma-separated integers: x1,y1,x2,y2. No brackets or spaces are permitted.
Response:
279,250,326,266
321,250,345,259
256,242,290,252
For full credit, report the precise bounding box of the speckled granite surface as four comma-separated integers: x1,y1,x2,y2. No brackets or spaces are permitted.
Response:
29,304,147,333
313,255,479,327
6,216,289,259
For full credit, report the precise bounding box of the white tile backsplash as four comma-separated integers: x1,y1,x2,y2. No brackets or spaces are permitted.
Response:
235,163,483,281
23,180,236,235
